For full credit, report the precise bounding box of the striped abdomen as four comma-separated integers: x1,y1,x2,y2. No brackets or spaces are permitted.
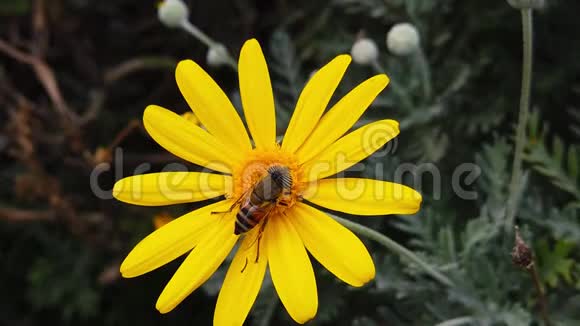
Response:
234,198,266,235
234,166,292,235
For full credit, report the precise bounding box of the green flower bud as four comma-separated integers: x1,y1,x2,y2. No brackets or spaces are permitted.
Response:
206,44,230,67
158,0,189,28
351,38,379,65
386,23,420,56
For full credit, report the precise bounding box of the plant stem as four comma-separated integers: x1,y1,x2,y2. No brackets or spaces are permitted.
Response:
434,316,476,326
506,9,534,231
180,20,213,48
416,47,432,100
529,263,551,326
513,226,552,326
371,60,414,111
331,214,454,287
179,20,238,71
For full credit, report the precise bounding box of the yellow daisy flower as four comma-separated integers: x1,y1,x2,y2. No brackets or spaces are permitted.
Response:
113,38,422,325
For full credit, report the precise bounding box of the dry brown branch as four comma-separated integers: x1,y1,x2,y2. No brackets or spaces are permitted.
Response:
0,207,56,222
0,38,75,122
78,89,106,126
104,56,176,84
512,226,552,326
31,0,49,55
108,119,141,151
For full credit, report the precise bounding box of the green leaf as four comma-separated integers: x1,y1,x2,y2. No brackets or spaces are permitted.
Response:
568,146,579,180
553,137,565,164
536,239,576,288
524,127,580,201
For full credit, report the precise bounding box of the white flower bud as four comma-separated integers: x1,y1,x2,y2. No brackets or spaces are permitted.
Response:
158,0,189,28
386,23,420,56
206,44,230,67
350,38,379,65
506,0,545,9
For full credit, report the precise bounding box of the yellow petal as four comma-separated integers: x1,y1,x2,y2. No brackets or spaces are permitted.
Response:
175,60,252,153
302,120,399,181
296,74,390,163
156,213,238,313
214,229,268,326
290,203,375,286
113,172,231,206
239,39,276,150
143,105,237,174
281,55,351,153
303,178,422,215
120,200,230,278
266,216,317,324
181,112,200,125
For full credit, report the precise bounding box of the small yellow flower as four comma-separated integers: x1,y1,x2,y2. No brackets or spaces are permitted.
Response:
113,39,421,325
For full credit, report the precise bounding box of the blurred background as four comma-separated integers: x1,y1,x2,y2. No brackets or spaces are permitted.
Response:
1,0,579,325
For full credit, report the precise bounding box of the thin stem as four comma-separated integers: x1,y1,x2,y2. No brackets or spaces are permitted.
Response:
331,214,454,287
513,226,552,326
180,20,215,48
107,119,141,151
371,60,414,111
416,47,432,100
506,9,533,231
529,264,551,326
434,316,476,326
179,20,238,71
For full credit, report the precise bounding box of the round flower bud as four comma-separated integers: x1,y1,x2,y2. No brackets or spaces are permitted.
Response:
157,0,189,28
386,23,420,56
206,44,230,67
350,38,379,65
506,0,545,9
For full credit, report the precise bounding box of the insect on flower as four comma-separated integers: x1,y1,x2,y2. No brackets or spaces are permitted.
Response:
214,165,293,271
231,165,292,235
113,38,422,325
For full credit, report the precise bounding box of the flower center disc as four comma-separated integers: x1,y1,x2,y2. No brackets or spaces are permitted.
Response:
230,148,304,214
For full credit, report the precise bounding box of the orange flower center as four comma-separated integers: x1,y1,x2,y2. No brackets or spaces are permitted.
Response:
229,147,305,216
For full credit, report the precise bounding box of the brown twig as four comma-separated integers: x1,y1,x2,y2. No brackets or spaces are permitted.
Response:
107,119,142,151
31,0,49,55
512,226,552,326
78,89,106,126
529,264,550,326
104,56,176,84
0,38,76,122
83,119,142,166
0,207,56,222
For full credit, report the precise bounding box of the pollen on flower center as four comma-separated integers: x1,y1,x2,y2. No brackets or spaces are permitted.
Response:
229,147,304,212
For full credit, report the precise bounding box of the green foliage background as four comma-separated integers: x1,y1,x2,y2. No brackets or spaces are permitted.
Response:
1,0,579,325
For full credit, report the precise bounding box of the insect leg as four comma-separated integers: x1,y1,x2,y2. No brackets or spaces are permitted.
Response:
254,214,271,263
240,257,249,273
211,188,251,215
